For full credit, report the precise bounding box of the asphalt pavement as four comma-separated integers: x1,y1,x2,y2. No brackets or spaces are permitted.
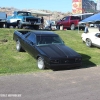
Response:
0,67,100,100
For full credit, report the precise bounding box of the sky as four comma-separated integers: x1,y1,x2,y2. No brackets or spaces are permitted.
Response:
0,0,97,13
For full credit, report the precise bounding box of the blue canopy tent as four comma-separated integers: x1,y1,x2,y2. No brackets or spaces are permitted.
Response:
79,13,100,24
77,13,100,33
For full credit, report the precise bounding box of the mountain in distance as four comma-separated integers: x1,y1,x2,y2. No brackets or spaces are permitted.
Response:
0,7,72,21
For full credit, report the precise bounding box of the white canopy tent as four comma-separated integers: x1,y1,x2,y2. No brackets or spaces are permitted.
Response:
29,10,52,29
29,10,52,16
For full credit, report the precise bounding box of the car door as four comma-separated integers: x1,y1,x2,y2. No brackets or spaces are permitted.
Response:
62,16,70,27
92,33,100,46
24,33,37,57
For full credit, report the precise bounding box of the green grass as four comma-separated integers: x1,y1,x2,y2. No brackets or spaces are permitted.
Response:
0,28,100,74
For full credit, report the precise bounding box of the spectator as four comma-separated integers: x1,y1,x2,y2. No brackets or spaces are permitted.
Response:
84,23,89,33
41,17,44,29
98,24,100,31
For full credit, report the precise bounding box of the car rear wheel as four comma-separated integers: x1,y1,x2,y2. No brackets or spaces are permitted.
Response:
86,38,92,47
37,57,45,70
70,24,75,30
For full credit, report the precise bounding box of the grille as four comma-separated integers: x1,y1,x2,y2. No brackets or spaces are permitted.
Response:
60,58,81,64
26,18,38,22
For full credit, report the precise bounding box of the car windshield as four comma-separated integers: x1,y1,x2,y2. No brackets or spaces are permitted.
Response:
18,12,32,16
36,35,64,46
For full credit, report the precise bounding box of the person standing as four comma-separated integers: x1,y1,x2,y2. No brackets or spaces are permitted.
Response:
84,23,89,33
41,17,44,29
98,24,100,31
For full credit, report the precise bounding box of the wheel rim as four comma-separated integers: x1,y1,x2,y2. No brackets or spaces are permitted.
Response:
3,24,6,28
71,24,75,30
16,41,20,51
38,57,44,69
86,39,91,47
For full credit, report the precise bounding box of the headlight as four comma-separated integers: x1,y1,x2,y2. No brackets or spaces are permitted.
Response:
75,58,82,62
50,60,59,64
1,19,6,21
38,19,41,23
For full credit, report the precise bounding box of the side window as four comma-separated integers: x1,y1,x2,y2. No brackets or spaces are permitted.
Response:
28,12,32,16
95,33,100,38
62,17,66,21
26,33,36,43
65,16,69,21
12,12,16,17
71,16,75,20
71,16,81,20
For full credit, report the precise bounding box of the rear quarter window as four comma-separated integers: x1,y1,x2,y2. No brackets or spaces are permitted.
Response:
71,16,81,21
26,33,36,43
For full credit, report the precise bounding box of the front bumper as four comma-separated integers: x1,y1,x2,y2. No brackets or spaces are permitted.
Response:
21,22,41,26
46,62,82,69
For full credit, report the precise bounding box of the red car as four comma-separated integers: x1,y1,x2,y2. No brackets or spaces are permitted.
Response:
56,16,85,30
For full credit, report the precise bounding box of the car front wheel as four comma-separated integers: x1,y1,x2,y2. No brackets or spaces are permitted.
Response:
2,23,6,28
37,57,45,70
18,21,23,29
16,40,23,52
86,38,92,47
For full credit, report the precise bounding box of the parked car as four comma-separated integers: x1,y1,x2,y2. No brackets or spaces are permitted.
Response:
90,24,97,27
0,12,7,28
81,32,100,47
45,20,57,30
7,11,41,29
13,30,82,69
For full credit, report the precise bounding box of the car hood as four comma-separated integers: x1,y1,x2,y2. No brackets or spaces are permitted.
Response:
38,44,81,58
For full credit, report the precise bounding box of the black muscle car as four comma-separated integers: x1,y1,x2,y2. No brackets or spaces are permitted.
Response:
13,30,82,69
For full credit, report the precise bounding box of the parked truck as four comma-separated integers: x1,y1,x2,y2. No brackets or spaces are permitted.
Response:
56,15,85,30
0,12,7,28
7,11,41,29
56,13,94,30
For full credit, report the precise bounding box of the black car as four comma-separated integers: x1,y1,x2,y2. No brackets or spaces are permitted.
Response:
13,30,82,69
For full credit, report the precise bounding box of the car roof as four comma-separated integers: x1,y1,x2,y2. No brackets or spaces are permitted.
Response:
72,13,94,16
30,31,58,36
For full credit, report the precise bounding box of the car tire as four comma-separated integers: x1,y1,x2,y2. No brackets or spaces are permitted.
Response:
86,38,92,47
16,40,23,52
70,24,75,30
37,57,45,70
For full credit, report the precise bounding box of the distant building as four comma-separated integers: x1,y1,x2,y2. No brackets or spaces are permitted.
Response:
72,0,97,14
97,0,100,11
